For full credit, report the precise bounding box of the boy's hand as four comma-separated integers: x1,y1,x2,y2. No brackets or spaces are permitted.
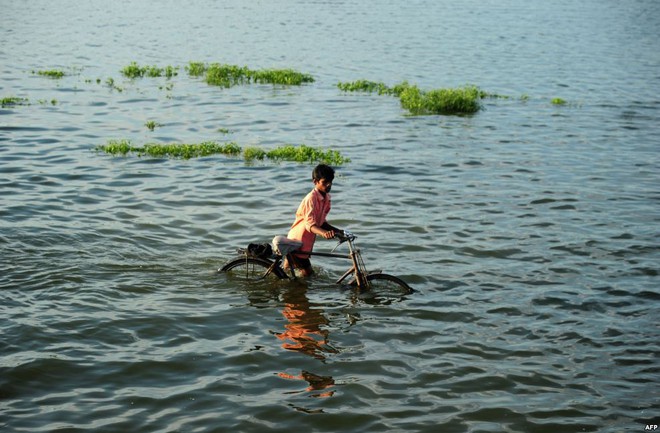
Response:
321,230,335,239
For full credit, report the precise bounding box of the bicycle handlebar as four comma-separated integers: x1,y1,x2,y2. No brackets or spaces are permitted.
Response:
334,230,356,243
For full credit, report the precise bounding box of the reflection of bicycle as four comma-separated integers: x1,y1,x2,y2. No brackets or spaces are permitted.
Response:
220,231,413,295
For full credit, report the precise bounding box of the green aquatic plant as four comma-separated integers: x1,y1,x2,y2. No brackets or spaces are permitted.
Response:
145,120,162,131
140,141,240,159
205,63,250,87
217,128,231,134
159,82,174,91
338,79,481,115
118,61,313,87
121,62,179,79
337,80,389,94
243,146,267,161
1,96,29,107
551,97,567,105
97,139,136,156
480,91,510,99
389,81,413,97
196,62,315,88
163,65,178,79
105,77,123,92
96,140,350,164
34,69,65,79
121,62,143,78
97,140,242,159
337,80,410,96
264,144,350,165
186,61,207,77
399,85,482,115
250,68,315,86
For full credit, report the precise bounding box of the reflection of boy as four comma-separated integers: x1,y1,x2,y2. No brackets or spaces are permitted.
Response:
285,164,342,276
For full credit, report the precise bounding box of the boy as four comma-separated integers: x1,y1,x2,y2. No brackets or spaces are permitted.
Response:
284,164,342,276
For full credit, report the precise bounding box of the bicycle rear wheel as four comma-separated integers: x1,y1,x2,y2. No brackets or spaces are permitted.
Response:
220,257,287,281
366,273,414,296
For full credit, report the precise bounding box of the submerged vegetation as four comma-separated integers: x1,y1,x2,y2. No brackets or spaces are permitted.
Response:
96,140,350,164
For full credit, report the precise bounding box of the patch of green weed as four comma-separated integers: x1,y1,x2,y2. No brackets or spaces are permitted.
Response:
34,69,65,79
191,62,314,88
96,141,349,164
121,62,179,79
1,96,30,107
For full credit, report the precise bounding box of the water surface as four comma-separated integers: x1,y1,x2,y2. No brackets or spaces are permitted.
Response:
1,1,659,432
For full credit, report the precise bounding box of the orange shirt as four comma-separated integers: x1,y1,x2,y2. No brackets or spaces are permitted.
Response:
287,188,331,257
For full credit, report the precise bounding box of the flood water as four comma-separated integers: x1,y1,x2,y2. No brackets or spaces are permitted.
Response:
1,1,659,432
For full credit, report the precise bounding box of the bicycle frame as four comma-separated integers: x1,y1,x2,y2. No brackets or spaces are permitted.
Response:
224,230,412,294
279,232,371,289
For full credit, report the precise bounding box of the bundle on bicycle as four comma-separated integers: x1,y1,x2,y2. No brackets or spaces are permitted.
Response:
219,231,413,294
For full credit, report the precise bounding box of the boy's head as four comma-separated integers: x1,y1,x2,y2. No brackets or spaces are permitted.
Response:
312,164,334,194
312,164,335,182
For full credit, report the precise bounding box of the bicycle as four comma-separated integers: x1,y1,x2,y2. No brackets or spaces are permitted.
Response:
219,230,413,295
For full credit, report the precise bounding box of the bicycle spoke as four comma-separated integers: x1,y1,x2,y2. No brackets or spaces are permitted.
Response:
221,257,286,281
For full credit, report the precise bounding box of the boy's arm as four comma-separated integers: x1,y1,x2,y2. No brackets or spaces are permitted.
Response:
309,224,334,239
320,222,342,237
320,221,338,231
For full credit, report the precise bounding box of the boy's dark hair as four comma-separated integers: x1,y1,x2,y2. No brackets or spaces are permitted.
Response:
312,164,335,181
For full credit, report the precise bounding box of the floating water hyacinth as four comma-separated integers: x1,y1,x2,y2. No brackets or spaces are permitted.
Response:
96,140,241,159
263,144,350,165
185,61,207,77
120,61,314,87
33,69,65,79
1,96,30,107
338,79,482,115
96,140,349,164
197,62,315,87
399,85,482,115
121,62,179,79
337,80,410,96
145,121,162,131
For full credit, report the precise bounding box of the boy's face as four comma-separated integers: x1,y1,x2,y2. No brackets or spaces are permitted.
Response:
314,178,332,194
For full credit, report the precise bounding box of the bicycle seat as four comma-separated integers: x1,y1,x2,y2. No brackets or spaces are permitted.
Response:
272,236,303,256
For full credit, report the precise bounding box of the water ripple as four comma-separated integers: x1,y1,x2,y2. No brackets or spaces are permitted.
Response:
1,1,659,432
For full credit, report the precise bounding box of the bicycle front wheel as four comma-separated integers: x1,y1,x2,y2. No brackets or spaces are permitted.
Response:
366,273,414,295
220,257,287,281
